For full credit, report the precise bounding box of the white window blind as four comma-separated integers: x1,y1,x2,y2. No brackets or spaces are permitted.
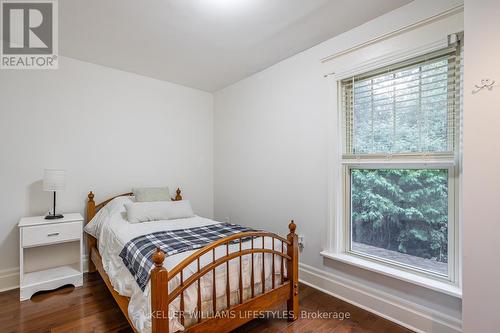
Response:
341,43,461,159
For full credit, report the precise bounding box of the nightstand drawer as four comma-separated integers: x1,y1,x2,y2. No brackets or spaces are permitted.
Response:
22,221,82,248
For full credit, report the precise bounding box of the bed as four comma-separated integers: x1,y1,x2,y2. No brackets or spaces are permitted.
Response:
85,189,299,333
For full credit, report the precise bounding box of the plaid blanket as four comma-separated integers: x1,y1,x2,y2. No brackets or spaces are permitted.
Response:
119,223,254,290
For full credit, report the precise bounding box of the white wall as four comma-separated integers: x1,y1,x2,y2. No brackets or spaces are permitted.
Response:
214,1,464,332
462,1,500,332
0,57,213,289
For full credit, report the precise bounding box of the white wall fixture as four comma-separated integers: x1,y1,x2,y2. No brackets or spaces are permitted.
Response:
472,78,496,93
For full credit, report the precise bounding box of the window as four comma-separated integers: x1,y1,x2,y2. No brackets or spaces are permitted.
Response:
339,39,462,282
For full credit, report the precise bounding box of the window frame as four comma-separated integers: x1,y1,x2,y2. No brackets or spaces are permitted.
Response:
321,38,462,294
343,162,458,283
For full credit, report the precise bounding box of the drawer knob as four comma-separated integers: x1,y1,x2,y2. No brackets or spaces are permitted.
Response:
47,232,60,237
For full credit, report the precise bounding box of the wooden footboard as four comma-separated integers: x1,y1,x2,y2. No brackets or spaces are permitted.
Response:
86,191,298,333
151,222,299,333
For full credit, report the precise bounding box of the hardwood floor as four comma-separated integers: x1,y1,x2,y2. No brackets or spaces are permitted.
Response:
0,273,413,333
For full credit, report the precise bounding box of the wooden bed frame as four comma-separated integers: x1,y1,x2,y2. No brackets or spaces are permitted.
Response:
86,189,299,333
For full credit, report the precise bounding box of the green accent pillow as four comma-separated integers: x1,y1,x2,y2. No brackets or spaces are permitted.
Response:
132,187,171,202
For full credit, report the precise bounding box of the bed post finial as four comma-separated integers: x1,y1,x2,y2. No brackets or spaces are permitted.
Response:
152,248,165,267
287,219,299,321
174,188,182,201
87,191,96,221
151,248,169,333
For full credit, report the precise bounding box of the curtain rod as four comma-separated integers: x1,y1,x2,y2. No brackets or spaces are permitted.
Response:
320,5,463,64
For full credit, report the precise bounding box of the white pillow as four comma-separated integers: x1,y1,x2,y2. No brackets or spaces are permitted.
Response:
84,196,133,238
84,207,108,239
125,200,194,223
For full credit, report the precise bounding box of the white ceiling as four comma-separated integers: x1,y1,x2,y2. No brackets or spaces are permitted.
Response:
60,0,411,92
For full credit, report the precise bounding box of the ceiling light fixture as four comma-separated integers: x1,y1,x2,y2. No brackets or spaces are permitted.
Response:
199,0,255,13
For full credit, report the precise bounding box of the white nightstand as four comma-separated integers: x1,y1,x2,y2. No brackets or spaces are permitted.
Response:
18,213,84,301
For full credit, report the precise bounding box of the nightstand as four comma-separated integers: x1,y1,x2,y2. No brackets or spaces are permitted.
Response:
18,213,84,301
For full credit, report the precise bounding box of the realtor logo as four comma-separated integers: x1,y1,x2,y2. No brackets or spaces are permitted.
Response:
1,0,58,69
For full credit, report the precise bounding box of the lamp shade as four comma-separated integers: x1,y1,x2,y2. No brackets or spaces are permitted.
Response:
43,169,66,192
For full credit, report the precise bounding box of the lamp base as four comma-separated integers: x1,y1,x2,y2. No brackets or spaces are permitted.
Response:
45,214,64,220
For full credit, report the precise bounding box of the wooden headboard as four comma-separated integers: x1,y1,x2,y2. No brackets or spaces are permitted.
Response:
85,188,183,273
86,188,183,221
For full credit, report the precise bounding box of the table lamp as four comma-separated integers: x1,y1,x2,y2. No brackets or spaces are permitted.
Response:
43,169,65,219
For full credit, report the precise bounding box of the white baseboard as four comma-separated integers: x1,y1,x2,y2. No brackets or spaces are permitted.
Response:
0,255,90,293
299,263,462,333
0,267,20,292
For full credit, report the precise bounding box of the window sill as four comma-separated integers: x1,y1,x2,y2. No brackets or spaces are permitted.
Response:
320,250,462,299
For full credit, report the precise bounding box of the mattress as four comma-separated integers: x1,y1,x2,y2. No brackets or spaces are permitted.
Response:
84,196,284,333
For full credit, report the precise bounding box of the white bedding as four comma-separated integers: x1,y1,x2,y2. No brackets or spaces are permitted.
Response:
85,196,284,333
